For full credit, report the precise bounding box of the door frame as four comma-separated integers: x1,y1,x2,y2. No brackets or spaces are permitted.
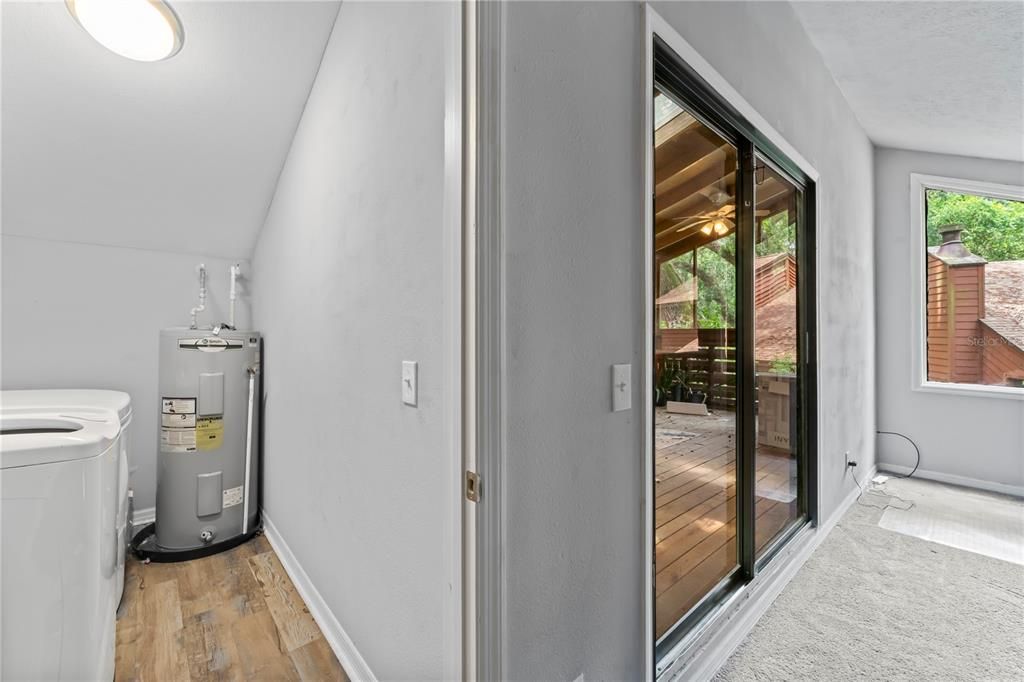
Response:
444,0,466,679
643,4,821,676
465,0,506,680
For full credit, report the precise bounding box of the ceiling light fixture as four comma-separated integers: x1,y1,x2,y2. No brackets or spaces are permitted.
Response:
66,0,184,62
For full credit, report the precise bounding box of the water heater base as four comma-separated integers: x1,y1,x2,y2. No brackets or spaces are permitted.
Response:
130,518,262,563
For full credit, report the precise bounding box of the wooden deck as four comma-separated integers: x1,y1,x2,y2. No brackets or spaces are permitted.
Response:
655,409,797,638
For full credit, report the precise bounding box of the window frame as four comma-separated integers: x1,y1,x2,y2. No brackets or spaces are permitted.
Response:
909,172,1024,400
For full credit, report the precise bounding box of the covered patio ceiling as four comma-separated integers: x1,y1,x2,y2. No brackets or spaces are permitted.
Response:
654,92,795,263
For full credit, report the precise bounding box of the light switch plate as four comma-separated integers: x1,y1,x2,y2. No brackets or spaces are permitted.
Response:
402,361,418,406
612,363,631,412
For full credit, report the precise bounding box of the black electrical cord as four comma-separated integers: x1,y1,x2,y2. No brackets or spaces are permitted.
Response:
876,430,922,478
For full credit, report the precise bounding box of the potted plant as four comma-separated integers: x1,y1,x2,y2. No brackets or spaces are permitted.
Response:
656,363,673,406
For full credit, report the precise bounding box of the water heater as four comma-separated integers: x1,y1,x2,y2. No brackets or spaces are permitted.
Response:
152,327,261,554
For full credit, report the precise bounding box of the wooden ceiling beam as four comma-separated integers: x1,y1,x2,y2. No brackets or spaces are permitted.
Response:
656,227,734,263
655,111,697,147
654,125,729,186
654,176,791,252
754,180,791,209
654,146,735,216
654,168,791,241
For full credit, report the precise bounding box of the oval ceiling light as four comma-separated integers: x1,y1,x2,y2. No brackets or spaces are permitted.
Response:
66,0,184,62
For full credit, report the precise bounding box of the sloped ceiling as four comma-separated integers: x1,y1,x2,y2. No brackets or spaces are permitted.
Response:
792,1,1023,162
1,0,340,259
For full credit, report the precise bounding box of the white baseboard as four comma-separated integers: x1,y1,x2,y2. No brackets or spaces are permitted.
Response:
131,505,155,527
878,463,1024,498
261,512,376,682
661,467,873,681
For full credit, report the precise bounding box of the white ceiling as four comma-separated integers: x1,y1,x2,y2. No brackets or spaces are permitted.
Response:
1,0,340,259
792,1,1024,162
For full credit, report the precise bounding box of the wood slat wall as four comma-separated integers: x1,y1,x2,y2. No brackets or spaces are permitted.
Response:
657,329,737,410
753,255,795,308
926,254,985,384
980,323,1024,385
657,328,699,351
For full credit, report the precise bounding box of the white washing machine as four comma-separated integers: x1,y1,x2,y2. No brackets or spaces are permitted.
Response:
0,390,132,681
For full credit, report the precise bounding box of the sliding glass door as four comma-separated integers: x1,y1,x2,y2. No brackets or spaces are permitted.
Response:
652,93,739,638
753,158,805,557
651,38,816,656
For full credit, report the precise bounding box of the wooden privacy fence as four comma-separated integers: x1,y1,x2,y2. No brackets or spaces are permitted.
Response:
656,328,737,410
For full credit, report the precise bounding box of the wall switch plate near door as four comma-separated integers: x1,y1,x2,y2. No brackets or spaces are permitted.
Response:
612,363,631,412
402,361,418,406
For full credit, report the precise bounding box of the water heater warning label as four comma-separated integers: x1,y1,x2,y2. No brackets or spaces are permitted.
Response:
162,398,196,414
223,485,243,508
196,416,224,451
161,413,196,428
161,396,198,452
161,427,196,452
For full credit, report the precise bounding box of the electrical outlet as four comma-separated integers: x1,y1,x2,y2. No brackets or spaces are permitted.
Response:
845,450,857,468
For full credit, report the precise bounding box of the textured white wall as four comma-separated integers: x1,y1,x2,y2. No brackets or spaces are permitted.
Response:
874,147,1024,491
0,0,334,511
0,235,251,509
0,0,338,258
501,2,875,678
251,2,456,678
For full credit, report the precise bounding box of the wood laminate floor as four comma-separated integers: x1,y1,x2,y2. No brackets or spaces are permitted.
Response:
116,535,348,682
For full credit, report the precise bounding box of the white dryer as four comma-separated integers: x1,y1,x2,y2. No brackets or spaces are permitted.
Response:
0,390,132,681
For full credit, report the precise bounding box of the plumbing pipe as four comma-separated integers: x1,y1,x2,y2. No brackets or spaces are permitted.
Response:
241,365,258,535
228,264,240,329
190,264,207,329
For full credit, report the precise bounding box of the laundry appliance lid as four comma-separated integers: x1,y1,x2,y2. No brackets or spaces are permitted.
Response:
0,414,118,469
0,389,132,427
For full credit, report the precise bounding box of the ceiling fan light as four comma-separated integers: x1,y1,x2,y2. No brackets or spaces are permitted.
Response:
713,220,728,235
700,223,713,235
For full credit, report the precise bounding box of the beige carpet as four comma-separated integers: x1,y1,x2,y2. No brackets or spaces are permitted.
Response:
715,478,1024,681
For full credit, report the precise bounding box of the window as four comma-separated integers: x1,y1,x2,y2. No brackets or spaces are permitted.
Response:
912,174,1024,396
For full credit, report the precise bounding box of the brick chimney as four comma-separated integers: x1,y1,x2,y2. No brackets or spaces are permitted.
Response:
926,224,987,383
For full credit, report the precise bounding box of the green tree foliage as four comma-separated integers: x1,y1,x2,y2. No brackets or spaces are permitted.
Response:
695,236,736,328
926,190,1024,262
755,211,796,257
660,235,737,329
660,211,799,330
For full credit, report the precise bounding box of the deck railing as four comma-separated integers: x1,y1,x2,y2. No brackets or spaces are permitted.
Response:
656,328,736,410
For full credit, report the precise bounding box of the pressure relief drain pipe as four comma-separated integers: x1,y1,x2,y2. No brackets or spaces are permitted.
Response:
190,264,207,329
241,363,259,535
228,264,240,330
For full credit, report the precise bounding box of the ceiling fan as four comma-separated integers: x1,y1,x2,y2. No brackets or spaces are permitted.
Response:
672,205,736,236
670,187,770,236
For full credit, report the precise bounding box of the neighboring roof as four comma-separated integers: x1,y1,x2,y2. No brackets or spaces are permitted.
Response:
754,288,797,364
656,280,696,306
985,261,1024,328
980,318,1024,354
985,260,1024,352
